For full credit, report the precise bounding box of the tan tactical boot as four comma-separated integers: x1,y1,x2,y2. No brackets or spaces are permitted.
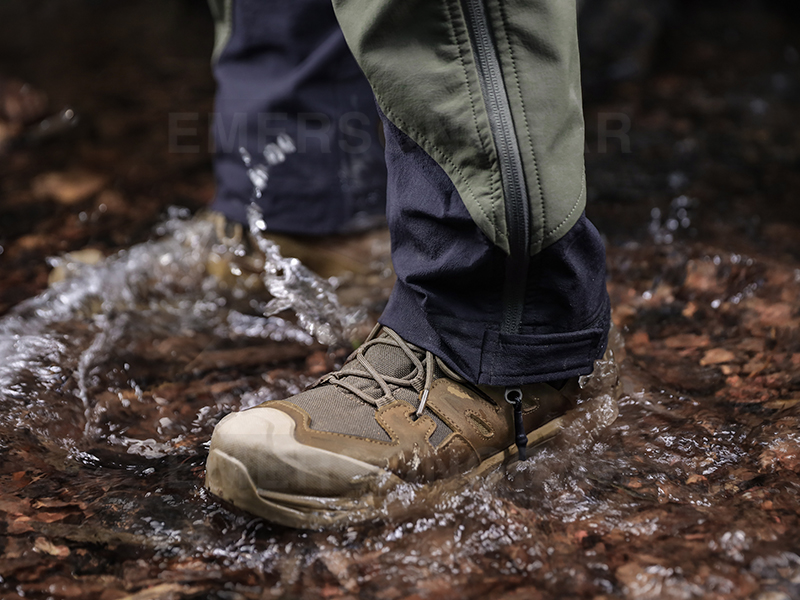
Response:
205,326,587,528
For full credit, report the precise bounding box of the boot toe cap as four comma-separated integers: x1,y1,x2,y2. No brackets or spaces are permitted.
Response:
207,406,384,497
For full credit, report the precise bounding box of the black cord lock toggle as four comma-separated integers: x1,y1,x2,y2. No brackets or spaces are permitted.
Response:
504,386,527,461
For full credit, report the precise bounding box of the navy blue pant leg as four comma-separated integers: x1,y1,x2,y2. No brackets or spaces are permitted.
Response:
210,0,387,234
209,2,610,385
377,114,611,386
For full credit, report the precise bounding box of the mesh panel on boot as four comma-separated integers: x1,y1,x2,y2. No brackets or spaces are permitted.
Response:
338,341,416,389
286,332,454,445
287,387,392,442
330,332,419,405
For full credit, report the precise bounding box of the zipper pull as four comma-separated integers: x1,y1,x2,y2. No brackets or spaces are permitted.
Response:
504,387,527,461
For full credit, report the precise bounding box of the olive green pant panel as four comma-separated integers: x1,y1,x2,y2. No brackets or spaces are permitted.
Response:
208,0,233,64
332,0,586,255
332,0,509,253
489,0,586,252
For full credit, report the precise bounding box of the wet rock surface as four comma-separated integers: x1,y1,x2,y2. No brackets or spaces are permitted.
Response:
1,1,799,599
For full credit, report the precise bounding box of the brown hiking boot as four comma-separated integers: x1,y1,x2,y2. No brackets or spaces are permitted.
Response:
205,326,586,528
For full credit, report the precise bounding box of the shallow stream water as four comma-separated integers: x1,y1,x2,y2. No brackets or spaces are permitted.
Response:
1,201,799,600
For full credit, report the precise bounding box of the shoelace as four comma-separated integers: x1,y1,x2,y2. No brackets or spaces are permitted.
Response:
318,328,436,416
319,327,531,461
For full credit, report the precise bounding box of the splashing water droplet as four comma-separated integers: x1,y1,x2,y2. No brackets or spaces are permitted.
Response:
263,143,285,166
240,134,364,346
239,146,252,167
247,166,268,197
246,202,364,347
276,133,296,154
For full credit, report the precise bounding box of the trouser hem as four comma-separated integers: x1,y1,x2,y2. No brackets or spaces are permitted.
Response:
381,280,610,387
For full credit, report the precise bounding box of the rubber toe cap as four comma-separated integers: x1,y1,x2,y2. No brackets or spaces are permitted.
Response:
207,407,384,497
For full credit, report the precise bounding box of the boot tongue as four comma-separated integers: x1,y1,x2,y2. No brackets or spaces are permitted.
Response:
338,331,420,399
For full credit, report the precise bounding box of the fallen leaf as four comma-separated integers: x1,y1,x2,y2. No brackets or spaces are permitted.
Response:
613,304,637,326
628,330,650,353
665,334,711,349
758,303,796,328
182,343,314,374
117,584,202,600
738,338,765,353
764,398,800,411
760,438,800,472
32,170,107,205
34,537,70,558
8,517,33,534
684,260,718,292
305,351,328,377
0,497,32,515
31,498,85,510
700,348,736,366
34,511,70,524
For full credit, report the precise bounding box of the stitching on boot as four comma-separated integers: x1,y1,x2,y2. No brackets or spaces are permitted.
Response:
464,409,495,439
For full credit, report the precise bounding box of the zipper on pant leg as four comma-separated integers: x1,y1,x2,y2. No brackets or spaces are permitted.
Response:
460,0,531,335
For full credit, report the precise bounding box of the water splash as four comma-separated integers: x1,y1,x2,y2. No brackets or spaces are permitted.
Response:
648,195,696,244
0,212,280,452
240,133,297,199
246,203,363,346
240,136,364,345
0,134,365,458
